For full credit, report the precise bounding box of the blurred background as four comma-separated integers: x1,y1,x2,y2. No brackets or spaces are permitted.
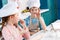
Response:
0,0,59,26
0,0,60,40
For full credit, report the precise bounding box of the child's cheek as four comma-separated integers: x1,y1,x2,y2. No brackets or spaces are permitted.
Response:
35,14,37,17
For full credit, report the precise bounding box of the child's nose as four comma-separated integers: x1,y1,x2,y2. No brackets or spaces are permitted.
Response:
33,11,37,13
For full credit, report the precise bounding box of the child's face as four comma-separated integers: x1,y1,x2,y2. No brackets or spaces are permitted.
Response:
10,13,20,24
30,7,40,14
30,7,40,17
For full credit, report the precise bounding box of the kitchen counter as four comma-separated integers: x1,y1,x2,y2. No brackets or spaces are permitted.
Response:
30,30,46,40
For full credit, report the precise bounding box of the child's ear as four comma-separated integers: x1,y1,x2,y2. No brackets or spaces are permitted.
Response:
29,9,30,12
29,8,31,12
38,8,40,12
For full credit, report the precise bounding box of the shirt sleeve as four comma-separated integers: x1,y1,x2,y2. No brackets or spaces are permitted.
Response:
2,27,14,40
24,16,30,26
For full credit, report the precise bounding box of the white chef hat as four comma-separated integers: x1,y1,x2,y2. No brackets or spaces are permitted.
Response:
27,0,40,9
0,1,30,19
0,2,19,17
17,0,28,12
16,0,31,19
8,0,28,12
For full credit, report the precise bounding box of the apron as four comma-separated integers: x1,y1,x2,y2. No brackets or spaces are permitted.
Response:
29,16,40,31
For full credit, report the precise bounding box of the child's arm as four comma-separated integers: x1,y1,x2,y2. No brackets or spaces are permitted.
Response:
20,19,30,40
19,19,26,28
36,11,47,31
39,17,47,31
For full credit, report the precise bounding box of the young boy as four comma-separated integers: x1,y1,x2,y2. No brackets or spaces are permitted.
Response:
27,0,47,33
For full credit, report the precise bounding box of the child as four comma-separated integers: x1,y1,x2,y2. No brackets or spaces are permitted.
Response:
0,3,30,40
27,0,47,33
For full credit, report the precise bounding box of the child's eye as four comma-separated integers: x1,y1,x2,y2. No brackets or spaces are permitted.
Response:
35,9,37,11
32,9,34,11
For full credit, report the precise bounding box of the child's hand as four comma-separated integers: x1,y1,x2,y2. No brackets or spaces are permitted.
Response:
20,19,27,28
24,27,29,32
20,19,25,24
22,27,30,40
36,13,40,19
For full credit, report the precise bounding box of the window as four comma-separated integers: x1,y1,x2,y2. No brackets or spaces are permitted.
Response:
40,0,48,9
0,0,2,9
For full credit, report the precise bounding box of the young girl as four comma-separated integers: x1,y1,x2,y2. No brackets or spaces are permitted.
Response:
0,3,30,40
27,0,47,33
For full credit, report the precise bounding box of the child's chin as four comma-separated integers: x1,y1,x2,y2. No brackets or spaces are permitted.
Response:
34,15,37,18
34,16,37,18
